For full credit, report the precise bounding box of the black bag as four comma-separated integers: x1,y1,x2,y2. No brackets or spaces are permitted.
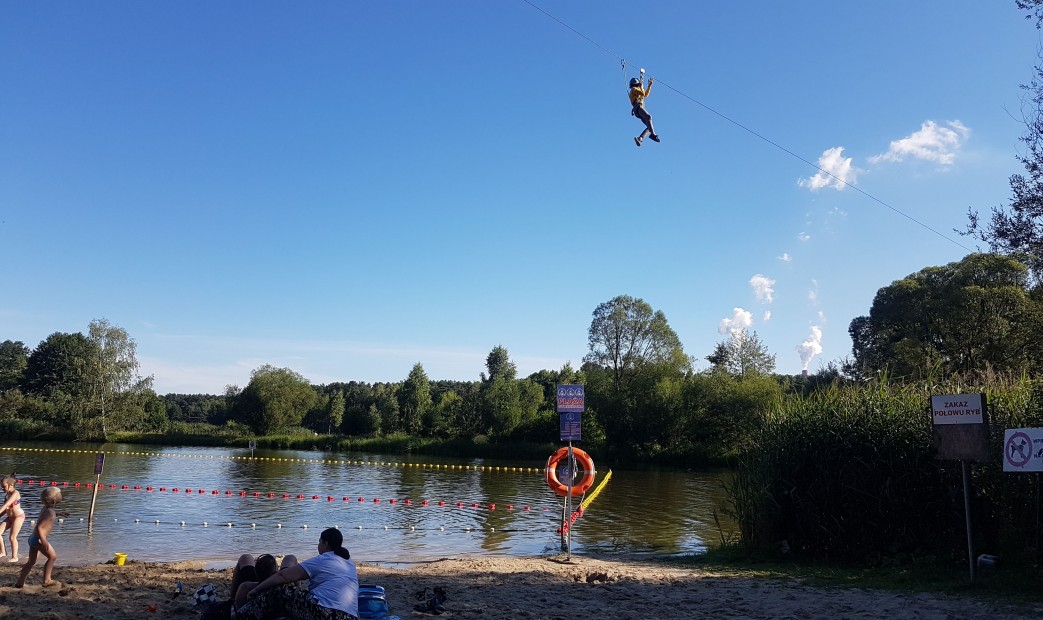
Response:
199,600,233,620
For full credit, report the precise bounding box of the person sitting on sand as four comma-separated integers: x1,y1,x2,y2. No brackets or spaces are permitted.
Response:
0,475,26,563
232,552,300,609
15,487,70,588
235,528,358,620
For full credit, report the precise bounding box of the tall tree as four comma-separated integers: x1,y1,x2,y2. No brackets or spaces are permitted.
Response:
398,363,432,436
584,295,688,389
23,332,95,400
583,295,689,456
233,365,318,435
847,253,1043,379
80,318,152,440
478,346,523,436
482,345,516,382
325,390,345,435
0,340,29,392
707,330,776,376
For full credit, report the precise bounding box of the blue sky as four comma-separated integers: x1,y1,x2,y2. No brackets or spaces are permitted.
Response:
1,2,1037,394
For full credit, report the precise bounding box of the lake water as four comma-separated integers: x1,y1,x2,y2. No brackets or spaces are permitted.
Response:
0,441,735,566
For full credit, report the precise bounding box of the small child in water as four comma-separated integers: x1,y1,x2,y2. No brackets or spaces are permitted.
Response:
0,475,26,562
15,487,69,588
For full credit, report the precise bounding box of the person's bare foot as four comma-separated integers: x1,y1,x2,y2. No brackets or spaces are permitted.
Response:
42,580,60,587
6,556,18,562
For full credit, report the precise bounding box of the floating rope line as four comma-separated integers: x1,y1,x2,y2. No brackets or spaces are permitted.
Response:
580,468,611,511
13,479,555,512
0,446,542,474
558,469,611,536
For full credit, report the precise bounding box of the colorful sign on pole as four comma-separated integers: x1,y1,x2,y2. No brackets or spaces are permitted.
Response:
1003,428,1043,472
557,385,584,441
556,385,584,413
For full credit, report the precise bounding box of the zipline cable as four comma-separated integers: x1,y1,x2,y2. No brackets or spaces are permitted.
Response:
518,0,974,253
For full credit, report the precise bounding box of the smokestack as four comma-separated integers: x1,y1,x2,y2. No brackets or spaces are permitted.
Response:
802,369,809,378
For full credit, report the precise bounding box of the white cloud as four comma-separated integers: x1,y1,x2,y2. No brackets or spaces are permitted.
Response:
718,307,753,337
763,310,772,321
817,310,826,323
870,120,969,165
798,146,859,191
808,279,819,304
796,325,823,370
798,232,811,242
777,252,791,262
749,274,776,304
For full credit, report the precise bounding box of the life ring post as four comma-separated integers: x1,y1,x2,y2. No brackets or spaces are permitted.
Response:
545,443,596,560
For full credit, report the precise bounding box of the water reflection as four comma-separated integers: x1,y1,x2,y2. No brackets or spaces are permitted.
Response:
0,442,734,565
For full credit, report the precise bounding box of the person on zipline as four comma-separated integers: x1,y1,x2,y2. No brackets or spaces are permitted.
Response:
629,75,660,146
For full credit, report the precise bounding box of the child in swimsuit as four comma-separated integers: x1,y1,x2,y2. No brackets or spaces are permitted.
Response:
0,476,25,562
15,486,69,588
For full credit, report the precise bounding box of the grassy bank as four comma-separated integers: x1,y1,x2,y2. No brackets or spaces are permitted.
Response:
679,545,1043,604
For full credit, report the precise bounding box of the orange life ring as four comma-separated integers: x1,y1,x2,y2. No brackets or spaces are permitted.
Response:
545,447,595,497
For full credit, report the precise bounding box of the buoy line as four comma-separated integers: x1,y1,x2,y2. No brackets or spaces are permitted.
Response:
0,446,542,474
49,516,554,535
13,479,555,512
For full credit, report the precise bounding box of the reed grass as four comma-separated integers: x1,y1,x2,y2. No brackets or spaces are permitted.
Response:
727,374,1043,565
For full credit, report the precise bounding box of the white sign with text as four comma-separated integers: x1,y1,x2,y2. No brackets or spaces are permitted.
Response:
931,393,984,425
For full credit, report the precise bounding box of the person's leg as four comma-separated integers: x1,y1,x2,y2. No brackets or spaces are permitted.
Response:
280,555,298,571
40,541,58,586
635,107,652,143
8,515,23,561
235,580,258,609
233,584,290,620
0,518,8,557
232,553,255,595
15,547,38,587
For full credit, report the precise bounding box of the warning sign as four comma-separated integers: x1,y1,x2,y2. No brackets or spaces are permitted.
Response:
1003,428,1043,472
931,393,984,425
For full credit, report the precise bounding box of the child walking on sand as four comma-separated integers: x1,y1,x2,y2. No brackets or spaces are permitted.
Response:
0,475,25,562
15,487,69,588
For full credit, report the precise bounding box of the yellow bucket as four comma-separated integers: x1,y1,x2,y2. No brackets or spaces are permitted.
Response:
114,553,127,566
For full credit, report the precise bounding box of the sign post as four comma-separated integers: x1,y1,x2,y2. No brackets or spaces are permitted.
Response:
556,385,584,559
88,453,105,530
1002,427,1043,567
931,393,988,581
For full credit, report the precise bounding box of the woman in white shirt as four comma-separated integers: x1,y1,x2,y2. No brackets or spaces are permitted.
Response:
235,528,359,620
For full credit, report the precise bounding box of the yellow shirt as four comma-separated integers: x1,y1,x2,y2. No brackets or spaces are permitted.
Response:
629,85,648,106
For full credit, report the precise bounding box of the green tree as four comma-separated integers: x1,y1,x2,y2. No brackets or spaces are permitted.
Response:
477,346,526,436
234,365,318,435
708,330,776,376
78,318,152,440
584,295,689,388
584,295,690,456
0,340,29,392
325,390,345,435
428,390,462,437
398,363,432,436
23,332,95,400
482,345,516,381
848,253,1043,379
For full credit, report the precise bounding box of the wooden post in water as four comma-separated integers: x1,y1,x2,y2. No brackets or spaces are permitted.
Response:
88,453,105,531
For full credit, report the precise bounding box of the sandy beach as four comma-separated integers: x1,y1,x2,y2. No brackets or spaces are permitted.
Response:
0,553,1039,620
